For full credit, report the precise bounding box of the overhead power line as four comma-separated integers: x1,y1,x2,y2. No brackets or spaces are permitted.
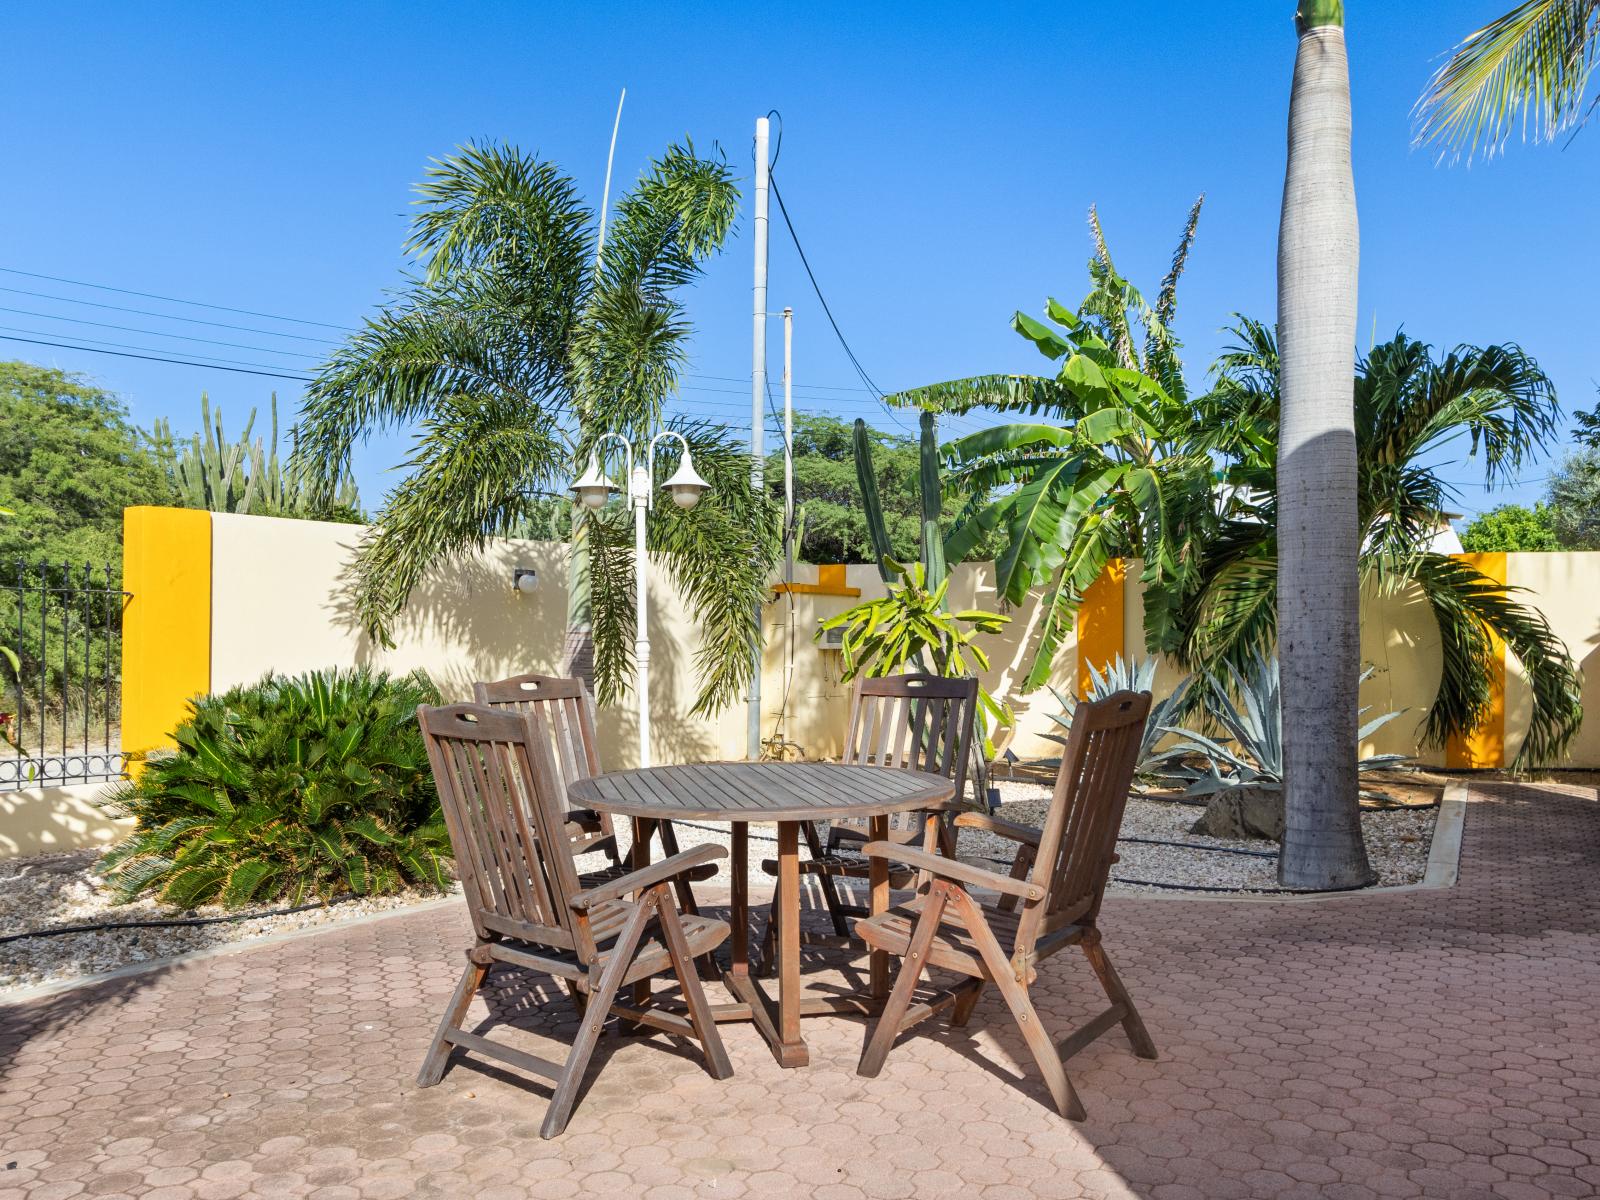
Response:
0,285,339,344
0,305,323,359
0,333,316,381
0,266,354,331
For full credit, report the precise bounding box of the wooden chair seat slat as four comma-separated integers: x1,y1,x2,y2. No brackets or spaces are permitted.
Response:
855,690,1160,1123
416,701,734,1138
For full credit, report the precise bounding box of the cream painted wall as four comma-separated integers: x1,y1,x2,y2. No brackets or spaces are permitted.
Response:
1505,552,1600,767
204,514,1600,771
0,782,131,858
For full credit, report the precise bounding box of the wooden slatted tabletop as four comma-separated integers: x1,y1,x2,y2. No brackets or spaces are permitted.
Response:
568,760,952,823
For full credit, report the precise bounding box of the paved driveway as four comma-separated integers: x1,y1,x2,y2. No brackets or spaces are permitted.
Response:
2,781,1598,1199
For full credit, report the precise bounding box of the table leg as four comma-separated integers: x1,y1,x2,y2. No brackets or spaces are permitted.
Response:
775,820,807,1066
729,821,749,975
868,814,890,999
625,817,653,1030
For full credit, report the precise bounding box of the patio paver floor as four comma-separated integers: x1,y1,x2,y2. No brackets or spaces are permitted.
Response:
3,780,1598,1199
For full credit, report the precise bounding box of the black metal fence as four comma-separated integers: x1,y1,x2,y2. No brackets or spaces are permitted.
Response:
1,560,129,787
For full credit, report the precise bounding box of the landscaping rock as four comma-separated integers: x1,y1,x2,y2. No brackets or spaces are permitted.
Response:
1188,784,1285,841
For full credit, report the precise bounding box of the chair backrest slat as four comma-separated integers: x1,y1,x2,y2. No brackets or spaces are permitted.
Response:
474,673,615,849
836,673,979,836
419,702,583,948
1018,690,1150,948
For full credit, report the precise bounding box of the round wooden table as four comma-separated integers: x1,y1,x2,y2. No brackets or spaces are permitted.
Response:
568,761,955,1068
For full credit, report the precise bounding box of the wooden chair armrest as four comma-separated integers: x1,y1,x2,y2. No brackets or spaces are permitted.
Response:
953,811,1042,847
569,845,726,911
860,841,1045,901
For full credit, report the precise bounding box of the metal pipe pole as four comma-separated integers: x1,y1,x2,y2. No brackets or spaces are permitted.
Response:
631,457,652,767
782,306,794,750
747,115,770,760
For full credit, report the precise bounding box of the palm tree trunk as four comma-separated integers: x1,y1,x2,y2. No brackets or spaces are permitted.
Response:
1276,0,1374,890
562,508,595,686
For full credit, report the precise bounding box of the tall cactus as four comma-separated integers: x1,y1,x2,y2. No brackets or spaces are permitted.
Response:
157,394,361,519
852,410,951,587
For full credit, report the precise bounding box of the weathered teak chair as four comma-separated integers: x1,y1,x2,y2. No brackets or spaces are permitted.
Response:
415,702,733,1139
855,690,1156,1122
758,674,978,967
474,673,717,914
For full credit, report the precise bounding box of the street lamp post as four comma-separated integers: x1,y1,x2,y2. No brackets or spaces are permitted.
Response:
570,430,709,767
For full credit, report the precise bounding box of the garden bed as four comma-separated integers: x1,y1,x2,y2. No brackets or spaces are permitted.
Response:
0,850,458,995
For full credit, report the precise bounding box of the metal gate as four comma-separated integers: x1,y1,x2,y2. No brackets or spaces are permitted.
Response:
1,560,129,788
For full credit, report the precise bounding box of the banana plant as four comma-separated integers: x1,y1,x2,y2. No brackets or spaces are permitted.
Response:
886,201,1222,692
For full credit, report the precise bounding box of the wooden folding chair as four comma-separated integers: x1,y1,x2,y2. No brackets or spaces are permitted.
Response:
757,673,977,971
474,673,718,915
415,702,733,1139
855,690,1156,1121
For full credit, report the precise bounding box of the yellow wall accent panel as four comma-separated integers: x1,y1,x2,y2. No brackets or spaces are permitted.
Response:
1076,559,1127,699
1446,551,1506,769
121,507,212,770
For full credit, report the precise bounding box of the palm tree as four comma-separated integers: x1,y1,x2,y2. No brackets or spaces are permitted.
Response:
1415,1,1600,160
1188,319,1583,766
293,142,782,715
1276,0,1368,890
887,200,1220,689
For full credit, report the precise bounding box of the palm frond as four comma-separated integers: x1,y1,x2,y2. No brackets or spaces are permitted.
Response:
1414,0,1600,160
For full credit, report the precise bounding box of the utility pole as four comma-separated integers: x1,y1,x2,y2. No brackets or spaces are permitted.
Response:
781,306,795,752
747,115,770,760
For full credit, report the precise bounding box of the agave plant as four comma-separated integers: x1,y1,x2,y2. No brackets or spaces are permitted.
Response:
100,667,449,909
1040,655,1189,785
1157,654,1410,796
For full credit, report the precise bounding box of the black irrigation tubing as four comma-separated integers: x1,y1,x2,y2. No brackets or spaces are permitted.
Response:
1117,835,1278,859
0,894,365,946
1109,877,1280,894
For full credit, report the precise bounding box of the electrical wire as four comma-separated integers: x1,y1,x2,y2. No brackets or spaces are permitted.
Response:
0,305,324,359
0,285,340,344
0,333,316,381
0,266,355,330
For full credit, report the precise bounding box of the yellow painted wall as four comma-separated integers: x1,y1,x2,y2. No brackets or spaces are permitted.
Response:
121,506,212,769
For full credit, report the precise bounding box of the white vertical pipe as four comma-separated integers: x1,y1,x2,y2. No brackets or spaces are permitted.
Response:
747,116,770,760
782,306,794,749
631,458,651,768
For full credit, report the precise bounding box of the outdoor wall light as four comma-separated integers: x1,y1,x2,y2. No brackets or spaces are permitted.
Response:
513,567,539,594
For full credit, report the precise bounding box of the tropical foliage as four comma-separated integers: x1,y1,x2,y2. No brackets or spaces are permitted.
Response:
290,141,780,713
1186,320,1583,764
1415,1,1600,161
1155,655,1409,797
153,394,363,522
887,200,1219,690
766,413,996,565
100,668,449,909
819,562,1010,730
1548,449,1600,548
1459,503,1561,551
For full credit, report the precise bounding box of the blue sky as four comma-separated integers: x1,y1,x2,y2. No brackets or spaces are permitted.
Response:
3,2,1594,523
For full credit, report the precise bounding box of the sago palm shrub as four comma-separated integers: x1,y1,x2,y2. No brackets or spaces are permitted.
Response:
100,668,449,909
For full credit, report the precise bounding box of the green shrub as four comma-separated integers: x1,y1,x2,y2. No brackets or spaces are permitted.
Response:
101,667,449,909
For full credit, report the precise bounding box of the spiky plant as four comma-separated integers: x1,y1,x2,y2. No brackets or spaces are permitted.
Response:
99,668,448,909
1041,655,1188,785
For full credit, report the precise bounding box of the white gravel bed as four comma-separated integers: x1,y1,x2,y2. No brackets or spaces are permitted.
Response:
0,850,459,995
975,779,1437,895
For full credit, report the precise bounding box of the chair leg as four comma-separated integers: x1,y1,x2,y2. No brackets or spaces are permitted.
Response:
858,882,951,1078
656,889,734,1080
949,979,985,1028
540,893,655,1139
1082,934,1158,1060
949,887,1086,1122
416,954,489,1087
814,868,852,939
